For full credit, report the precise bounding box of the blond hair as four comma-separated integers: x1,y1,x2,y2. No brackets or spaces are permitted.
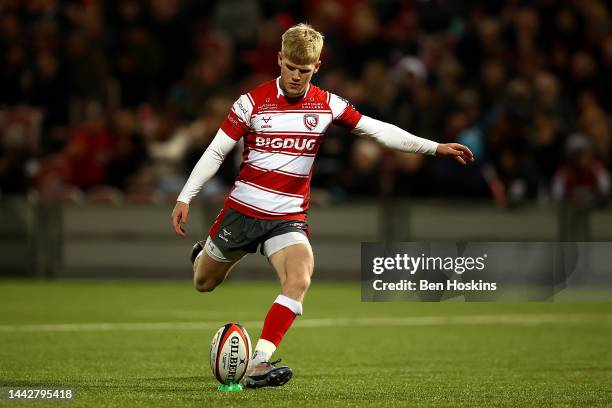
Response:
281,23,324,65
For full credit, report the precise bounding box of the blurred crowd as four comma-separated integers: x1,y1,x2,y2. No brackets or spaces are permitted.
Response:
1,0,611,207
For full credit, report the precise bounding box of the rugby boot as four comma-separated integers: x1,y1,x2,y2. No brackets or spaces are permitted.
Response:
242,359,293,388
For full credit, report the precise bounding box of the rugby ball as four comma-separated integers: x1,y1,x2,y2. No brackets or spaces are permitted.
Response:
210,323,251,384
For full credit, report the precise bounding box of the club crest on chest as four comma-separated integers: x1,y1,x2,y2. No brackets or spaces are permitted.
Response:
303,114,319,131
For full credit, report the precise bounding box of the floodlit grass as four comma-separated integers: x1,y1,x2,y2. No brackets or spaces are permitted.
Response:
1,280,611,407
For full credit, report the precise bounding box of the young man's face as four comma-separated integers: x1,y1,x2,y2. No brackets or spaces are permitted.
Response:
278,52,321,98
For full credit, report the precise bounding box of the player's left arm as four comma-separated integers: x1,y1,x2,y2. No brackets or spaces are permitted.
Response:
351,115,474,165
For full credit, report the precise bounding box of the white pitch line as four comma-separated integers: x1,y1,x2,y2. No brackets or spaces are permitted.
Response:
0,314,611,333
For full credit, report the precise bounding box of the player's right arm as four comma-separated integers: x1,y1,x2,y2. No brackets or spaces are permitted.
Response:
171,94,253,237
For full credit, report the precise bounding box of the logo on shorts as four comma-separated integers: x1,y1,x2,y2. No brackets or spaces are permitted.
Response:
288,222,306,229
303,114,319,131
218,228,232,243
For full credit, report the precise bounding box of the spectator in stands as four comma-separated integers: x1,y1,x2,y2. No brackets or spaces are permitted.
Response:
0,45,27,105
340,139,382,197
577,96,611,165
483,148,539,207
597,35,612,112
107,110,148,191
553,134,610,207
529,108,565,197
0,108,40,196
30,50,70,154
63,103,113,190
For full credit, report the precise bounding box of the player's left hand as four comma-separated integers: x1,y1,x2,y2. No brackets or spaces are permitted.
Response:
436,143,474,165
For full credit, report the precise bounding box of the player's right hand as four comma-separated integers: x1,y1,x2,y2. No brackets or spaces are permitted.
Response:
171,201,189,237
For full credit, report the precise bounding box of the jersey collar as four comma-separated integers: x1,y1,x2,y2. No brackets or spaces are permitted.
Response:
276,77,310,99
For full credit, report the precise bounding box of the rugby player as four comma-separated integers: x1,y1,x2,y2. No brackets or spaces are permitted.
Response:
171,23,473,388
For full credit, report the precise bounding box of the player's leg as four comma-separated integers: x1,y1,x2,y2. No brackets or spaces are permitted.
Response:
269,241,314,302
191,237,244,292
258,240,313,352
243,232,312,388
191,206,251,292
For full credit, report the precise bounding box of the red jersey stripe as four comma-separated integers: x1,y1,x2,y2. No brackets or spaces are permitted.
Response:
227,196,307,220
238,165,310,197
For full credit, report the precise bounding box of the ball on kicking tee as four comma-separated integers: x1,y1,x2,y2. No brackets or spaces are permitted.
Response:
210,323,252,384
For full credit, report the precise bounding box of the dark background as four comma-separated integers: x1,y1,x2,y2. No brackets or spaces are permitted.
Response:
1,0,611,208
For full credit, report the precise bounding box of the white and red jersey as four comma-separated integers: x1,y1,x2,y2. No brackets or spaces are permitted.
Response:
219,78,362,220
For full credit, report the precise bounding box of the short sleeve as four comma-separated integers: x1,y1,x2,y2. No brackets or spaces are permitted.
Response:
220,94,254,140
328,92,362,130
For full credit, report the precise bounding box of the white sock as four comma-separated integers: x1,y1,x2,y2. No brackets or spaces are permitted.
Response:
251,339,276,364
274,294,303,315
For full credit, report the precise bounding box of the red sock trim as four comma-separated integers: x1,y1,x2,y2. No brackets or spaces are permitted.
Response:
260,302,297,347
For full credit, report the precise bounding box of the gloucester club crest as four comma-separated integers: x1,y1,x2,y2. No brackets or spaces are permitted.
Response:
303,114,319,131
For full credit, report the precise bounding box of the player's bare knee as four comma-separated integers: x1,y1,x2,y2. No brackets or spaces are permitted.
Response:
194,277,218,293
298,275,311,293
193,278,207,292
285,273,311,294
195,282,214,293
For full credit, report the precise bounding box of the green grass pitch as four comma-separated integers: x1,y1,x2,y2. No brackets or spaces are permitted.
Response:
1,280,611,407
